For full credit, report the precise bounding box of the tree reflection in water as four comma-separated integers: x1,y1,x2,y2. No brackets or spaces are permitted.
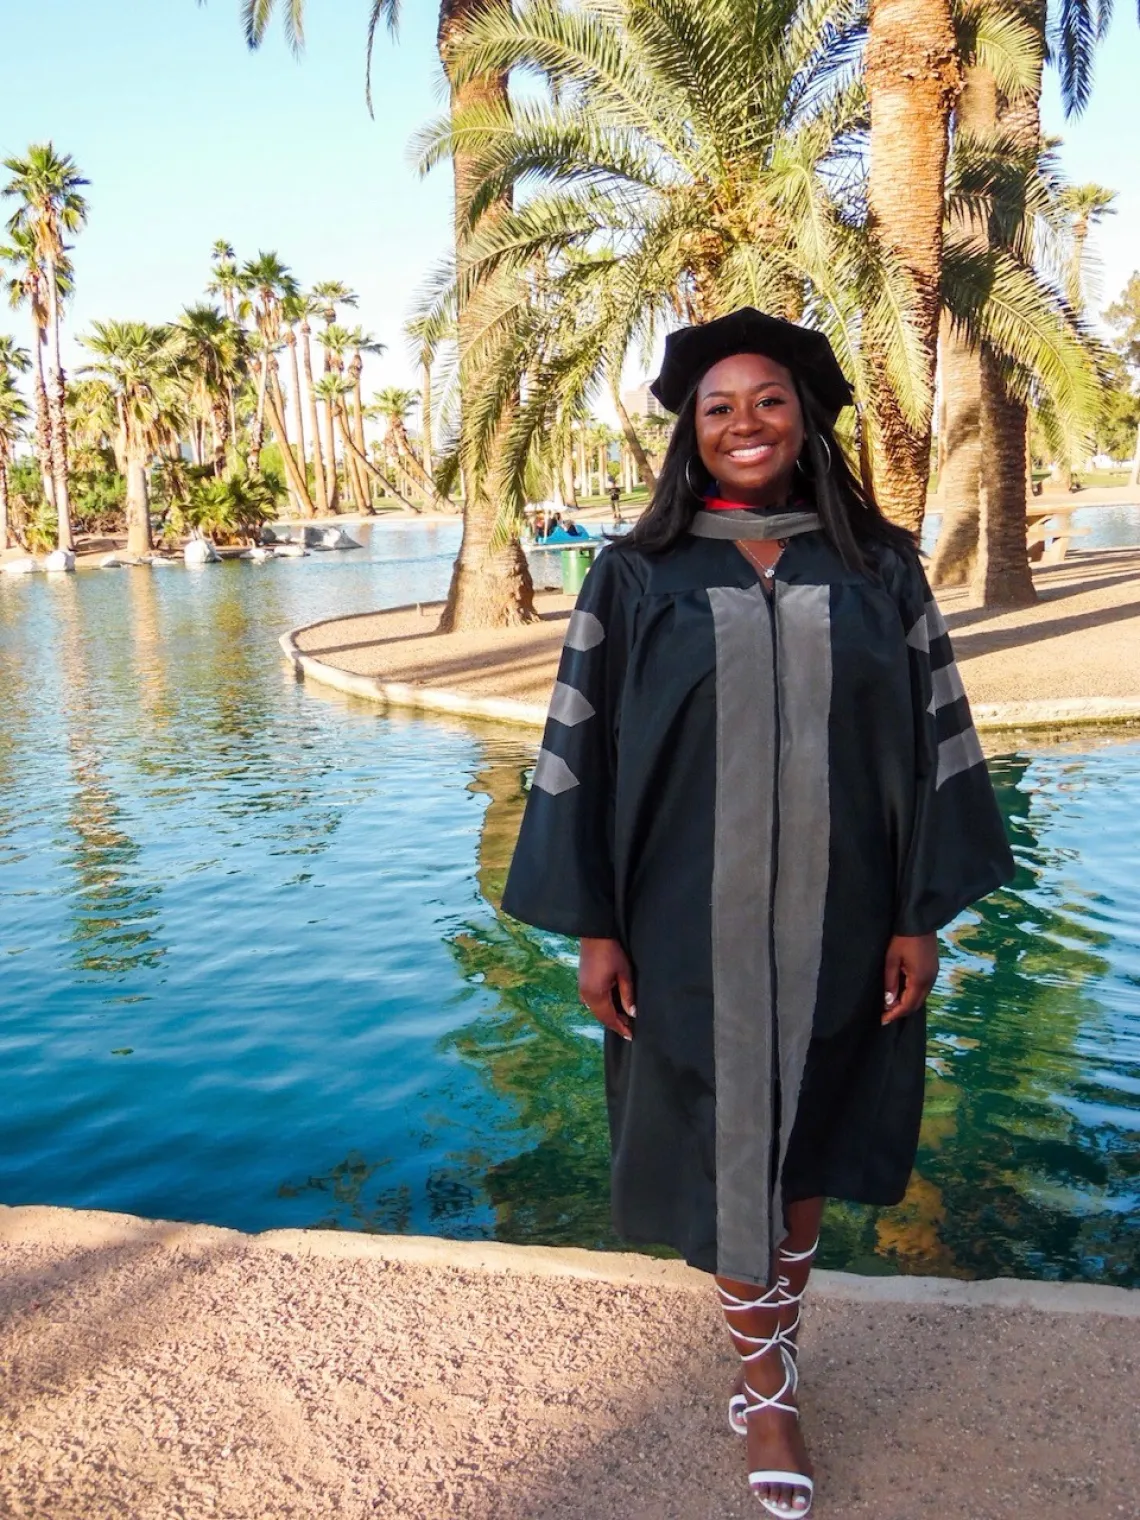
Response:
56,579,166,976
442,755,620,1249
440,739,1139,1285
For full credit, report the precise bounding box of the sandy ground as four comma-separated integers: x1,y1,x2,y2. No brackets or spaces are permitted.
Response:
294,546,1140,711
1,1208,1137,1520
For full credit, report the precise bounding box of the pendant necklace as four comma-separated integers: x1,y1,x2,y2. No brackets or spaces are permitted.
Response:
760,539,789,579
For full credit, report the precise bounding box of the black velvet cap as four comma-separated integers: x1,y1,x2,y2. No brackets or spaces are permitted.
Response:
649,308,854,420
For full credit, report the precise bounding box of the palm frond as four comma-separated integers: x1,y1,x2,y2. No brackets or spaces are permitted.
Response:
942,235,1103,451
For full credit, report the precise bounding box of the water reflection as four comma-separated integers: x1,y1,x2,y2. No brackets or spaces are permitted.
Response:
55,581,166,976
443,740,1140,1283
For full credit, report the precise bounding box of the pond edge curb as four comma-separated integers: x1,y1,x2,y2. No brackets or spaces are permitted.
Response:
3,1205,1137,1317
280,621,1140,734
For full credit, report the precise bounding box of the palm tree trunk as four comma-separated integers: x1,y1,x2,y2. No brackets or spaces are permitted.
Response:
31,335,54,506
0,459,10,551
249,352,269,475
349,360,371,508
929,64,996,588
44,255,74,550
930,315,983,585
125,440,153,557
864,0,960,532
342,420,420,509
286,332,311,516
562,446,578,508
268,365,315,514
611,384,657,491
1130,423,1140,488
970,40,1042,609
421,361,434,481
437,0,535,632
972,346,1036,605
339,405,367,509
322,399,341,512
390,419,439,500
210,400,228,476
299,323,329,517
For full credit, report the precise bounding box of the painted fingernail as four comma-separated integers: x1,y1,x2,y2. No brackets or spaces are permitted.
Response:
629,1005,637,1018
884,992,896,1007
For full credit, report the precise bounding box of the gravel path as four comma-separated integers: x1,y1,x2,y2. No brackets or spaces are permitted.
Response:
1,1211,1137,1520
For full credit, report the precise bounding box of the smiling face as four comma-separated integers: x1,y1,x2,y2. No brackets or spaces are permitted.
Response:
694,351,805,506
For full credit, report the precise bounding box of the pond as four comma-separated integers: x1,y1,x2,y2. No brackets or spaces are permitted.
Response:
1,521,1137,1285
921,500,1140,555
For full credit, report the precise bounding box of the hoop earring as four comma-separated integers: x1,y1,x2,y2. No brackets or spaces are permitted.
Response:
685,456,707,498
796,437,833,478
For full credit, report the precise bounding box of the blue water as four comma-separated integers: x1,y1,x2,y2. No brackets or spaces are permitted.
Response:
1,522,1138,1282
921,501,1140,555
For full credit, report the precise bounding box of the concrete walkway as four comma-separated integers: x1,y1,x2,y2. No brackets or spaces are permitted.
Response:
1,1206,1136,1520
285,547,1140,732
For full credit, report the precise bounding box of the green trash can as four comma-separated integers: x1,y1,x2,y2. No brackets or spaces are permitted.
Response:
560,544,597,594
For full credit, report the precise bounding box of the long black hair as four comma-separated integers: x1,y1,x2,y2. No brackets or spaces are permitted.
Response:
613,376,916,574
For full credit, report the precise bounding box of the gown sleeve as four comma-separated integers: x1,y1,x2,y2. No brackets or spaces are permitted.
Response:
889,553,1015,936
500,546,642,939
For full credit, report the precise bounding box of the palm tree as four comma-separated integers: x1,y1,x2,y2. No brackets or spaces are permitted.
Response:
171,303,248,474
280,287,312,514
346,325,386,494
207,240,243,322
930,2,1110,602
79,320,187,556
309,286,359,506
861,0,960,529
2,144,88,552
243,0,534,629
296,293,329,516
405,311,439,482
428,0,929,537
0,224,66,510
309,279,358,327
1060,182,1116,315
316,323,355,508
369,385,435,504
0,339,30,551
239,250,297,475
312,371,351,511
0,332,31,379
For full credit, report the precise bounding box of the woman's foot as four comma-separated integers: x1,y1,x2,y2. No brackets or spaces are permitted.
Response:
743,1345,814,1516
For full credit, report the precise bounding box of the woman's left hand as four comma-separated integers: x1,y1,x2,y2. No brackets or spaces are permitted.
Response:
882,933,939,1025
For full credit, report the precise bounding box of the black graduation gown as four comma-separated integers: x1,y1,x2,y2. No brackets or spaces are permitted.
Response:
500,522,1014,1286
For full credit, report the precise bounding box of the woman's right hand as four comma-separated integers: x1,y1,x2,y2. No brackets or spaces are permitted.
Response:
579,937,636,1041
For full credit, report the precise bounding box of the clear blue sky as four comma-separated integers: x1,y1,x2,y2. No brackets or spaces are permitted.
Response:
1,0,1138,399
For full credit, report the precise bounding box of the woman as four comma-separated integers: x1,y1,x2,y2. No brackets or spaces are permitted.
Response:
501,309,1013,1516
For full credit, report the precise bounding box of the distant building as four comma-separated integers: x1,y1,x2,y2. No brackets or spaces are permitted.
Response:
621,382,668,421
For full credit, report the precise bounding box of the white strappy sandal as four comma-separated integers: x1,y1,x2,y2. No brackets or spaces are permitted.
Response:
742,1345,813,1516
721,1236,818,1438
